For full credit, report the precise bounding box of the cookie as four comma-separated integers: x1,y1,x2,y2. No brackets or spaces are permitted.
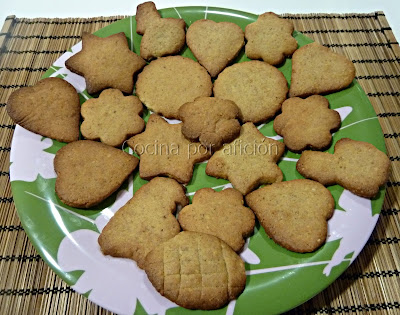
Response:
65,32,146,94
186,19,244,77
178,188,255,252
273,95,341,152
136,1,186,60
98,177,188,268
7,77,80,143
127,114,211,184
54,140,139,208
246,179,334,252
245,12,297,65
179,96,241,150
144,231,246,310
213,60,288,123
296,138,390,198
206,123,285,195
80,89,145,147
289,42,356,98
136,56,212,119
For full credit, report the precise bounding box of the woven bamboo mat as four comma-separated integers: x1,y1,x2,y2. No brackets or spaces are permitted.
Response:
0,11,399,315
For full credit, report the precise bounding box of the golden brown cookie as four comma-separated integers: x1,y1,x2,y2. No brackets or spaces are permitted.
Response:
206,123,285,195
136,56,212,119
289,42,356,98
65,32,146,94
246,179,334,252
179,96,241,150
273,95,341,152
296,138,390,198
245,12,298,65
178,188,255,252
144,231,246,310
54,140,139,208
80,89,145,147
98,177,188,268
7,78,80,143
213,60,288,123
136,1,186,60
127,114,211,184
186,19,244,77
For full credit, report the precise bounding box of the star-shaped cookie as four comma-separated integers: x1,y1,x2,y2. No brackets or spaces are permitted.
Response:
245,12,298,65
65,32,146,95
136,1,186,60
206,123,285,195
273,95,341,152
127,114,211,184
80,89,145,147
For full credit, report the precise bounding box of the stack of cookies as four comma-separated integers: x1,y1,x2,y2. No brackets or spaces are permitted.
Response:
6,1,390,310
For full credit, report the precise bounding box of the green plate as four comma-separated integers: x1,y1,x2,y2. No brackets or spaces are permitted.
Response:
9,6,386,315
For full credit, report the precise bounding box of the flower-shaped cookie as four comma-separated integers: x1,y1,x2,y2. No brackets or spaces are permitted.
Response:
273,95,341,152
245,12,298,65
80,89,145,147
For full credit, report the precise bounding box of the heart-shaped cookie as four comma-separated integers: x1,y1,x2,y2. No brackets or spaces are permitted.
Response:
186,19,244,77
246,179,334,252
7,77,80,143
289,42,356,98
54,140,139,208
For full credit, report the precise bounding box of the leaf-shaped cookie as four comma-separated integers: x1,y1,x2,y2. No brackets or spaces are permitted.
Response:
246,179,335,252
289,42,355,98
186,19,244,77
80,89,145,147
54,140,139,208
7,78,80,143
98,177,188,268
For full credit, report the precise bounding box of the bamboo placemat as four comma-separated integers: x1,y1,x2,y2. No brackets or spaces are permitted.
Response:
0,11,399,315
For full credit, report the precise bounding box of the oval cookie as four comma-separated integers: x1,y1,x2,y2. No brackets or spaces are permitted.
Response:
144,231,246,310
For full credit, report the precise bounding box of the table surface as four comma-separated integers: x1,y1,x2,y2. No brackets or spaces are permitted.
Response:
0,0,400,39
0,3,399,315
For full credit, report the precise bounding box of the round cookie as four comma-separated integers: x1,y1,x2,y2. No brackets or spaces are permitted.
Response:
136,56,212,119
144,231,246,310
213,60,288,123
